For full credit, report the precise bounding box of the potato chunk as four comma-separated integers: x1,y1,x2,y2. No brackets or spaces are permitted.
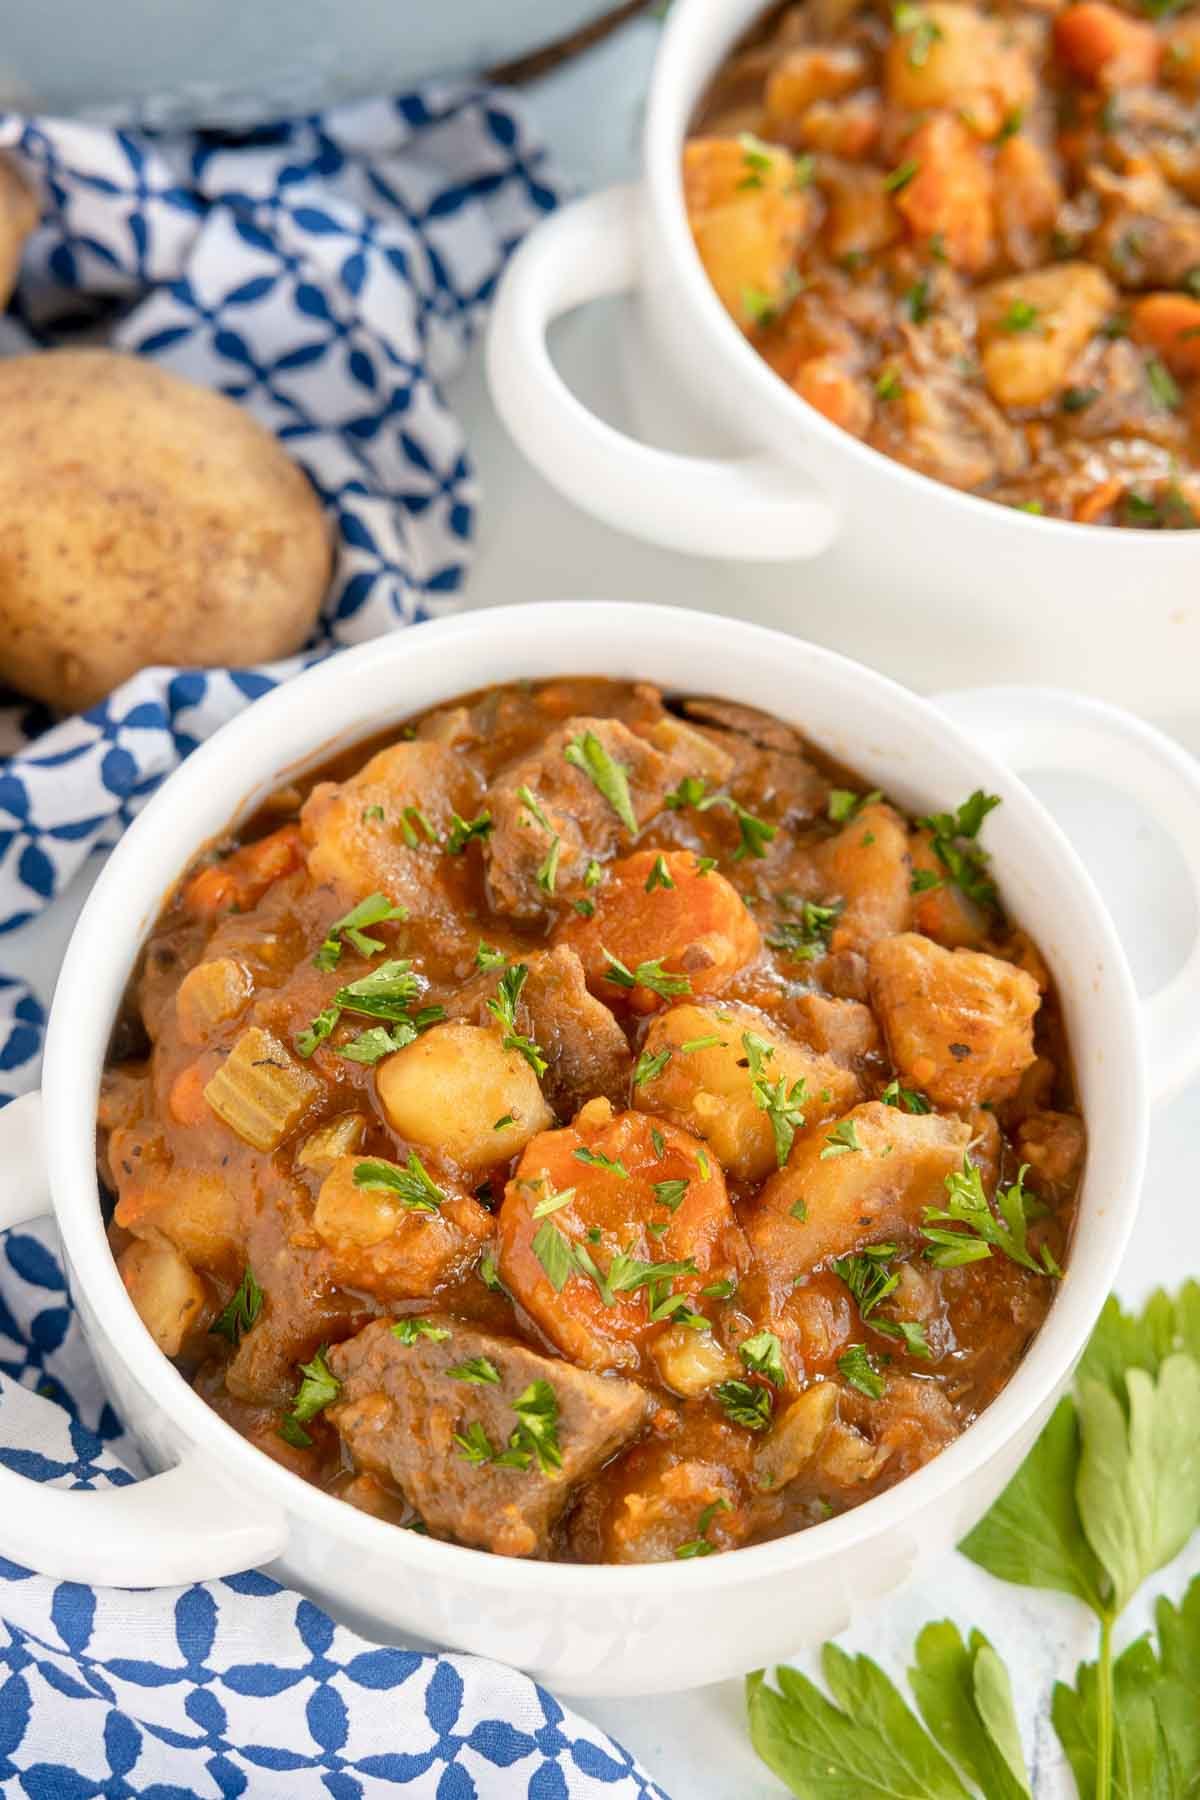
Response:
375,1021,552,1174
684,137,814,332
634,1002,858,1181
886,4,1035,139
819,800,912,955
745,1101,972,1283
118,1239,209,1356
559,849,761,1015
977,263,1116,409
765,46,866,123
499,1109,747,1372
869,933,1040,1109
175,957,253,1044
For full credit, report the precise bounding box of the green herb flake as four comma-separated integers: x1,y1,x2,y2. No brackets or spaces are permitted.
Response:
839,1342,886,1398
475,940,506,970
715,1379,774,1431
653,1178,690,1213
740,1329,787,1387
211,1269,263,1345
923,1158,1060,1275
392,1317,452,1345
884,158,921,193
446,1356,501,1385
563,731,638,833
445,811,493,854
645,853,675,893
821,1118,862,1160
601,949,692,1000
353,1154,446,1214
573,1147,629,1179
881,1077,932,1114
675,1496,732,1560
1147,356,1181,411
288,1346,341,1423
633,1046,672,1088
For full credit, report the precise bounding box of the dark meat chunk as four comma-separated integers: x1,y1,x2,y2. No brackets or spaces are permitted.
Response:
682,697,805,754
484,717,681,920
1088,168,1200,289
328,1317,649,1557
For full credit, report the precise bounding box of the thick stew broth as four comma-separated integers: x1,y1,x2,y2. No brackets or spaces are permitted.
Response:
101,680,1083,1563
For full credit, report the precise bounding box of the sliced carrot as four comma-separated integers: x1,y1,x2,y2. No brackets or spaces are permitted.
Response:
1054,3,1160,86
1131,293,1200,378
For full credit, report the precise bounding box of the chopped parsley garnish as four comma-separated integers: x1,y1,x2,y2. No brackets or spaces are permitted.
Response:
453,1420,498,1465
924,1158,1061,1276
572,1244,699,1310
399,805,438,848
529,1178,577,1220
652,1127,666,1158
515,784,554,834
531,1220,575,1292
905,278,931,324
653,1178,690,1212
839,1343,885,1399
767,898,840,962
279,1416,314,1449
392,1317,452,1345
1061,386,1099,414
602,949,691,1000
881,1078,931,1114
288,1347,341,1423
633,1045,672,1087
827,787,881,824
748,1038,808,1167
699,792,777,860
353,1154,446,1214
585,858,604,887
716,1379,774,1431
910,868,942,895
573,1147,629,1179
737,130,775,190
875,366,903,401
338,1023,417,1064
999,299,1040,334
494,1114,515,1131
475,940,506,970
573,897,595,918
821,1118,862,1159
313,892,408,971
701,1276,736,1299
509,1379,563,1474
884,158,920,193
834,1249,933,1360
893,2,944,65
645,853,675,893
485,961,548,1077
676,1497,731,1559
445,811,493,854
536,835,561,895
665,774,708,811
917,789,1001,908
997,105,1024,140
740,1329,787,1387
681,1034,723,1053
477,1253,507,1295
1147,356,1181,411
297,957,436,1058
563,731,638,834
211,1268,263,1345
446,1356,501,1385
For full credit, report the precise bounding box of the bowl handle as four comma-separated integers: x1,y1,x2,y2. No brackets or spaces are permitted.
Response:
0,1091,290,1584
486,183,838,560
932,688,1200,1109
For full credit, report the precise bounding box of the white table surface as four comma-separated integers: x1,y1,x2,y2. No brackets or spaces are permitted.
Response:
8,17,1200,1795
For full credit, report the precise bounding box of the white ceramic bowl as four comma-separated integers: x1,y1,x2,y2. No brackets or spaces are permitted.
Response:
485,0,1200,719
2,603,1200,1697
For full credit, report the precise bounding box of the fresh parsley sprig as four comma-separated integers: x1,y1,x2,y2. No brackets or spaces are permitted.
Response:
917,791,1002,909
563,731,638,834
485,961,549,1077
313,892,408,971
923,1160,1060,1277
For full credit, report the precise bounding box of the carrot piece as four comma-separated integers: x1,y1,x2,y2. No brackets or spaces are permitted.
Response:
895,115,995,274
168,1060,213,1128
1131,293,1200,378
792,355,872,436
182,825,304,918
1074,478,1125,525
1054,3,1160,87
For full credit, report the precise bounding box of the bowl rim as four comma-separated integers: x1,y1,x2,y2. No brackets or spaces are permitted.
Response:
645,0,1192,554
45,601,1146,1595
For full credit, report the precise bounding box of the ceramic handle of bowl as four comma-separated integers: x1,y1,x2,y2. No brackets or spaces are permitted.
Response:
0,1090,289,1584
932,688,1200,1109
486,183,837,559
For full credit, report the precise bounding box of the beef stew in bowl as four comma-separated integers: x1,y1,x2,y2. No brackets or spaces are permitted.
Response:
101,677,1083,1564
687,0,1200,526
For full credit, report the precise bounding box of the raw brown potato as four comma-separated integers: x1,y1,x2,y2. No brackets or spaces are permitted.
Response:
0,155,36,310
0,349,331,711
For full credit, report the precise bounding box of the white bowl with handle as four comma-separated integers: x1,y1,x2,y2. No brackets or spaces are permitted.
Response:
1,602,1199,1696
485,0,1200,720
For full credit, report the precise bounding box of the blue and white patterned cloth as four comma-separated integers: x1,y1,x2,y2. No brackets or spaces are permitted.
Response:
0,97,671,1799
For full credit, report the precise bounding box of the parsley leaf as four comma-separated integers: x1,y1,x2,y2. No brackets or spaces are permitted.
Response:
767,899,841,962
446,1355,501,1385
676,1496,731,1559
445,811,493,854
715,1379,774,1431
908,1624,1032,1800
740,1329,786,1387
313,892,407,970
475,940,506,970
633,1046,672,1088
391,1318,452,1345
698,792,777,860
563,731,638,833
923,1159,1059,1276
881,1078,932,1114
645,852,675,892
211,1269,263,1345
354,1154,446,1214
531,1220,575,1292
839,1342,886,1398
337,1023,417,1064
288,1346,341,1423
485,961,548,1076
573,1147,629,1179
917,791,1001,909
821,1118,862,1160
601,949,692,1000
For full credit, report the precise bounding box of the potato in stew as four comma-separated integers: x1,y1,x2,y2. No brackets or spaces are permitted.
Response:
688,0,1200,526
101,680,1083,1563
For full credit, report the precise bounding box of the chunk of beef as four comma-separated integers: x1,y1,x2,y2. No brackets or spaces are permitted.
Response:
682,697,805,755
869,933,1041,1109
328,1318,649,1557
484,717,680,920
